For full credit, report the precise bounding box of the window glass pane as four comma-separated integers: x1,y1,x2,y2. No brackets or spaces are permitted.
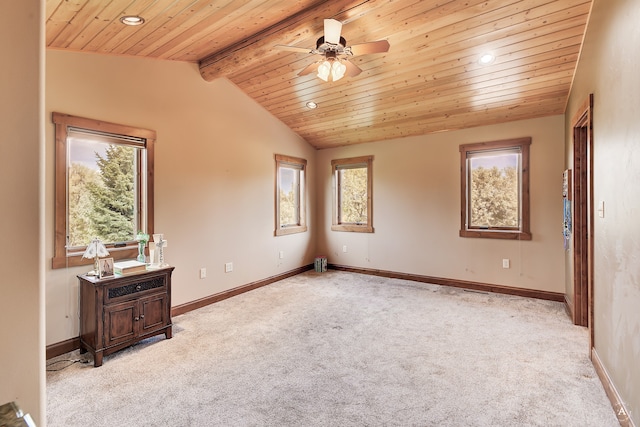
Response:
468,152,519,228
274,154,306,236
278,166,299,227
339,166,368,224
68,136,139,247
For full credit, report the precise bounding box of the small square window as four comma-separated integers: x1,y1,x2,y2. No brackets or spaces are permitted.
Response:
460,138,531,240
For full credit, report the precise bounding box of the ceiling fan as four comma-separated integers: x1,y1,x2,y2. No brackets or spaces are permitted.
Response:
275,18,390,82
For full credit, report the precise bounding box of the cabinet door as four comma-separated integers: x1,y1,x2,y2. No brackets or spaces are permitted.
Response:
139,294,168,336
104,300,138,347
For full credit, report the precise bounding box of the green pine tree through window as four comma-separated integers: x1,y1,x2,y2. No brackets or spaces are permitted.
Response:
68,139,139,247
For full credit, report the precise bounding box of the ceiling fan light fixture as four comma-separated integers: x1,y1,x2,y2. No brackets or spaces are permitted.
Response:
317,60,331,81
276,17,389,81
331,61,346,81
317,59,346,82
120,15,145,26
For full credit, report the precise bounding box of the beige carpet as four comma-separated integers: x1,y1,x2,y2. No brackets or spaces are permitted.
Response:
47,270,619,426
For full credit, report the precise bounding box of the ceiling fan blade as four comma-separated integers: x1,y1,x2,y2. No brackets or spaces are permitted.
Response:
274,44,313,54
298,62,320,76
349,40,390,56
344,60,362,77
324,19,342,45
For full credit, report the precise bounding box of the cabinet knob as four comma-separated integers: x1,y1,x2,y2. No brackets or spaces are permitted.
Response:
140,314,145,319
134,317,139,321
136,285,142,291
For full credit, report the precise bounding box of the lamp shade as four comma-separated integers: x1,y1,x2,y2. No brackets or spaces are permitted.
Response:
317,59,346,82
331,61,346,81
82,238,109,260
317,60,331,81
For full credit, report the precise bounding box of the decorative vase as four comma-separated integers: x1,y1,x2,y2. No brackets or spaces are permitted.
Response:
137,241,146,263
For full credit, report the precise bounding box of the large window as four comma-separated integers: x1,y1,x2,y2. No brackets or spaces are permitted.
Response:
53,113,155,268
459,137,531,240
275,154,307,236
331,156,374,233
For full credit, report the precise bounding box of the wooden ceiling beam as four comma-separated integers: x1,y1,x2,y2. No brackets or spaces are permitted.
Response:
198,0,388,81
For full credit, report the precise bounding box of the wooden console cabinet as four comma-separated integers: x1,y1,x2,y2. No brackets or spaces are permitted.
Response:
78,266,174,367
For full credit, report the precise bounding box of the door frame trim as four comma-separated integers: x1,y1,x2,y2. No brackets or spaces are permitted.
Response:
570,94,594,349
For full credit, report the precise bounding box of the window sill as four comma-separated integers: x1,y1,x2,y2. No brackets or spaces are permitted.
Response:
52,247,139,269
459,229,532,240
332,224,374,233
275,226,307,236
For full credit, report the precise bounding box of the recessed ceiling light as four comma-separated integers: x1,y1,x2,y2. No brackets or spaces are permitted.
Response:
120,15,145,26
479,53,495,65
306,101,318,109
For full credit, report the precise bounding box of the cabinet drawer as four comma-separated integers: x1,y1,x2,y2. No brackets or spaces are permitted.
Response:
104,273,167,304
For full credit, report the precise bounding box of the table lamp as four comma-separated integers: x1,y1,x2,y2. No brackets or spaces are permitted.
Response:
82,238,110,274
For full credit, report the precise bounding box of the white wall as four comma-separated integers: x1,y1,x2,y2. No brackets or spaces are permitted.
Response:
0,0,45,424
45,50,316,345
317,115,565,293
565,0,640,423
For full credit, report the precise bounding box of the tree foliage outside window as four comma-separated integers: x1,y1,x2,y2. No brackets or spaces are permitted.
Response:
469,154,519,228
459,138,531,240
339,167,368,224
278,166,299,227
332,156,374,233
68,142,137,247
68,163,100,247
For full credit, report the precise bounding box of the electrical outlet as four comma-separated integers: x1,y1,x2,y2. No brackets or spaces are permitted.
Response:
199,268,206,279
225,262,233,273
279,251,284,259
502,259,510,269
342,245,347,253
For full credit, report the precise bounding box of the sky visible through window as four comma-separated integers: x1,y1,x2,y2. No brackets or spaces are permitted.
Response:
69,137,108,170
280,167,294,194
470,153,518,170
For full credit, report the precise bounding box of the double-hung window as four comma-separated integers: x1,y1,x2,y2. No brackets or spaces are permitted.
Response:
52,113,155,268
331,156,374,233
275,154,307,235
459,137,531,240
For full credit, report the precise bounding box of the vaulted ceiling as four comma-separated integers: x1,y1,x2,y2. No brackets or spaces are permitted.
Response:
46,0,593,149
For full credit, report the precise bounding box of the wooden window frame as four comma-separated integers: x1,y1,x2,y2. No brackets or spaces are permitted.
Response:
331,155,374,233
459,137,531,240
52,112,156,269
274,154,307,236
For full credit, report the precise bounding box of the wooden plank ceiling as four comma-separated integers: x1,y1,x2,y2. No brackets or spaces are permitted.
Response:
46,0,593,149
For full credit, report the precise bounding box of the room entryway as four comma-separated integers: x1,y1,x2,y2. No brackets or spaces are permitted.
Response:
571,94,594,349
